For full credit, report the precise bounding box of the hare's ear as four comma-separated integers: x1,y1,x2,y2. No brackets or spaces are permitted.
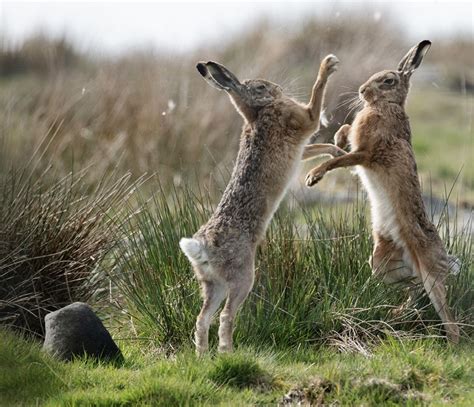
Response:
397,40,431,75
197,62,225,90
196,61,242,92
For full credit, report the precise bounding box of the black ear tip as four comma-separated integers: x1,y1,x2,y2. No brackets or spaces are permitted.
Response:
196,62,207,77
420,40,432,48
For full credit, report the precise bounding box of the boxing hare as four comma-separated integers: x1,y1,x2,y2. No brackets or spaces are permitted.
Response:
305,41,460,343
180,55,343,354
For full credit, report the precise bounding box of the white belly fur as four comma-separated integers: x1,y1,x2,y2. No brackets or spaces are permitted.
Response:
356,166,402,245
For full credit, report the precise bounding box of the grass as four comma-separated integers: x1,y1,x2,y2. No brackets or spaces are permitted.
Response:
0,15,472,407
109,180,473,351
1,328,473,406
1,176,470,405
0,158,134,337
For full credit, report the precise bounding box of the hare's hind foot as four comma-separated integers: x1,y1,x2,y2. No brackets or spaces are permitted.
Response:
217,273,254,353
411,252,460,344
195,280,227,356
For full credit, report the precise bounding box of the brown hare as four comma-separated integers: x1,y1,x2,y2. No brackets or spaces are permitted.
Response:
180,55,344,354
305,41,460,343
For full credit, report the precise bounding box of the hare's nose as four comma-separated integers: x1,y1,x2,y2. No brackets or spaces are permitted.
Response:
360,85,367,94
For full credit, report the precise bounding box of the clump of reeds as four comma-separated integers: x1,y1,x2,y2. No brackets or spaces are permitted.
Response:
111,180,473,350
0,158,133,338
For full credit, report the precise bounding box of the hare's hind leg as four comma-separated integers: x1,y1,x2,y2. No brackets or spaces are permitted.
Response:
413,254,459,343
371,234,419,315
370,234,414,284
218,267,254,353
195,279,227,355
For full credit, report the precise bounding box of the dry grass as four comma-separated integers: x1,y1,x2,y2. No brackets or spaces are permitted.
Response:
1,14,472,191
0,158,133,337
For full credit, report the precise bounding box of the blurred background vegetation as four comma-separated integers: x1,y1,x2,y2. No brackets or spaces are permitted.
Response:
0,13,472,199
0,5,472,345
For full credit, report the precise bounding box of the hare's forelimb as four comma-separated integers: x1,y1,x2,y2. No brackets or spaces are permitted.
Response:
305,151,368,187
302,143,346,161
302,124,349,161
334,124,351,150
307,55,339,122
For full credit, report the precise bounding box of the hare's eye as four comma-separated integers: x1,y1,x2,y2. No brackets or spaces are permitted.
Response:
383,78,395,85
256,84,266,91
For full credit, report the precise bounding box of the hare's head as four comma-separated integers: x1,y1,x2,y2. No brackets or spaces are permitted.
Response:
359,40,431,107
197,61,283,122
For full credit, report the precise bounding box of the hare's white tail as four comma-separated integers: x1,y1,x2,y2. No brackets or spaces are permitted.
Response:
179,238,208,265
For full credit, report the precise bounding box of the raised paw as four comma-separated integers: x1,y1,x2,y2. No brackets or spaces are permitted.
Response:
305,166,326,187
320,54,339,78
334,124,351,149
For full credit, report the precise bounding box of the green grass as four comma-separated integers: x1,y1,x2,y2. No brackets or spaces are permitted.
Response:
0,176,471,405
109,181,473,350
1,329,473,406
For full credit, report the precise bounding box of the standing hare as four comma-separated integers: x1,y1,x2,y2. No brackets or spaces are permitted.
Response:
305,41,460,343
180,55,343,354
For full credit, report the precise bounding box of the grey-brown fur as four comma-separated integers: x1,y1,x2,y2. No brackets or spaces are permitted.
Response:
305,41,460,343
180,56,343,354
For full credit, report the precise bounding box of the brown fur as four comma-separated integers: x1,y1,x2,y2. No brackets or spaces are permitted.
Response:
181,56,341,354
305,41,460,343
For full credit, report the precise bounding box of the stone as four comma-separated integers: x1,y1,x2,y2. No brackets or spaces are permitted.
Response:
42,302,123,362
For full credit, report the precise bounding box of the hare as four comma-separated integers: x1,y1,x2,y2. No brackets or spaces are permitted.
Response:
305,41,460,343
180,55,343,354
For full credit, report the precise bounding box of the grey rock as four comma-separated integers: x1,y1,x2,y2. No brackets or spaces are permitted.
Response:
42,302,123,362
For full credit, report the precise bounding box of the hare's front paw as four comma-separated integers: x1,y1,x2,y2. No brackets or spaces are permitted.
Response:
332,146,347,157
334,124,351,150
321,54,339,77
305,166,327,187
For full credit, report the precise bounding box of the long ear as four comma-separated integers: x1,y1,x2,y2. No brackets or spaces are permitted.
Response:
197,62,226,90
196,61,242,92
397,40,431,75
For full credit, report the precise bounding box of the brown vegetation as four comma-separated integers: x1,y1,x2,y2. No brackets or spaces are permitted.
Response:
1,15,471,187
